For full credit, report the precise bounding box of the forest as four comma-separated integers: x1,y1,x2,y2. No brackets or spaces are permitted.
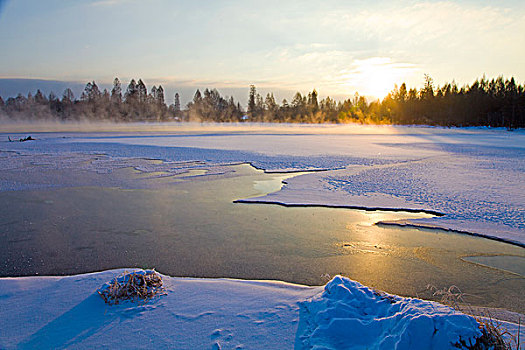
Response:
1,75,524,129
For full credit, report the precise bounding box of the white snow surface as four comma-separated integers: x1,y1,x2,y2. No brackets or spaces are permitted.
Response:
1,123,524,245
0,269,501,350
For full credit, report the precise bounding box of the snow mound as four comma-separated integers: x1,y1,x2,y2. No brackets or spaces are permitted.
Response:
297,276,482,349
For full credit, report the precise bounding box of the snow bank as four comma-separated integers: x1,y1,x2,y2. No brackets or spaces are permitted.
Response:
296,276,482,349
0,270,516,349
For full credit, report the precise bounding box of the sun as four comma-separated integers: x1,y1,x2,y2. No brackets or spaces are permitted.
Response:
361,68,398,99
339,57,416,100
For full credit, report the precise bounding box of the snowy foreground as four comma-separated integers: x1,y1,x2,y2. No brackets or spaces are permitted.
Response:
1,269,519,350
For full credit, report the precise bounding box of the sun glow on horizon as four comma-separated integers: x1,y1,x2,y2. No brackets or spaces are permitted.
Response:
362,70,398,99
338,57,419,100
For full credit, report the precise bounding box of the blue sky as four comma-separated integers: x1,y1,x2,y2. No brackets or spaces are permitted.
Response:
0,0,524,104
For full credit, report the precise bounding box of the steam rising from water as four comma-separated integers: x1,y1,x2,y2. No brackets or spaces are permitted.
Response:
0,120,401,134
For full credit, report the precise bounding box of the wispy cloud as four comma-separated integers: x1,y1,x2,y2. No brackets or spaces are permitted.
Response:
325,2,525,67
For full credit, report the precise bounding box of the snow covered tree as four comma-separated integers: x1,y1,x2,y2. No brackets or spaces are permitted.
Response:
156,85,165,106
125,79,138,103
81,81,101,102
174,93,181,113
193,89,202,104
62,88,75,103
34,89,47,104
150,86,157,102
111,77,122,104
137,79,147,104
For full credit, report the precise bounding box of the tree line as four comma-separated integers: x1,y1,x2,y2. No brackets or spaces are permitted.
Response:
1,75,523,128
0,78,179,122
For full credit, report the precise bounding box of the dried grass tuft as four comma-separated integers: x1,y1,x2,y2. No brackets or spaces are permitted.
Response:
426,284,467,311
423,284,515,349
98,270,165,305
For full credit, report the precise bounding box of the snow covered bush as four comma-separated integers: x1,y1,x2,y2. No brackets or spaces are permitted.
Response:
98,270,165,305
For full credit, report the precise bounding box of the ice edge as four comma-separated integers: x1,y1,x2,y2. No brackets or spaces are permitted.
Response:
234,199,525,248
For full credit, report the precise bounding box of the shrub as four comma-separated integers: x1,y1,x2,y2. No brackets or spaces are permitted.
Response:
98,270,165,305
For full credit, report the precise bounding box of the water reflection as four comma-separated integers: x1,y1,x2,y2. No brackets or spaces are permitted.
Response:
462,255,525,277
0,164,523,313
357,211,435,227
252,172,303,194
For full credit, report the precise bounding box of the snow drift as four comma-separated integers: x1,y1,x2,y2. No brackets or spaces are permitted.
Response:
296,276,482,349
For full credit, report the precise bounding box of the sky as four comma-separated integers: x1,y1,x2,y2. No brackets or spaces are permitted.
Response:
0,0,524,104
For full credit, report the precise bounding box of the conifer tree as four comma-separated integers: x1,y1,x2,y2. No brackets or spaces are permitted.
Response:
125,79,138,103
34,89,47,104
193,89,202,103
248,85,256,118
62,88,75,103
156,85,165,106
111,77,122,104
137,79,147,104
174,93,181,114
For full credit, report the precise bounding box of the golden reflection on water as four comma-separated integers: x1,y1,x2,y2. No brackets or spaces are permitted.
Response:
252,172,303,194
357,211,435,227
